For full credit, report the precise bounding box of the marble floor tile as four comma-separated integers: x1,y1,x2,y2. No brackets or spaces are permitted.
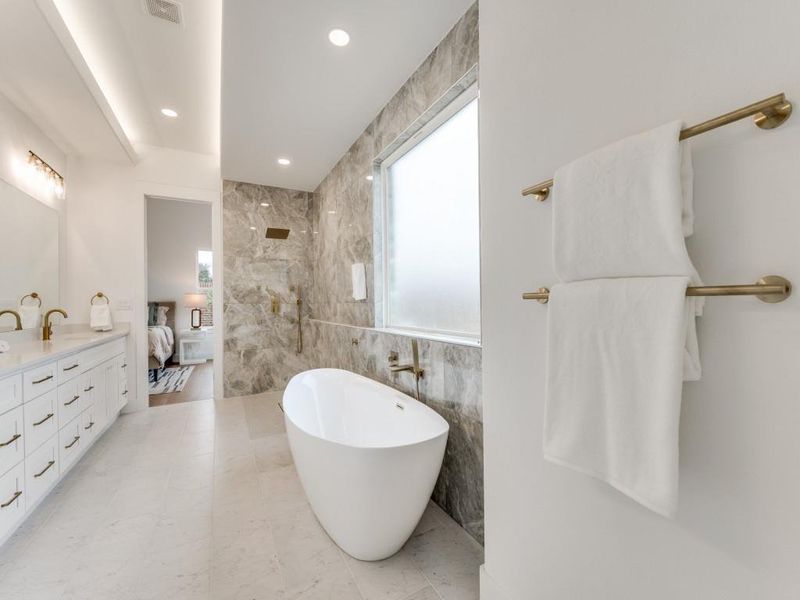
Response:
0,393,482,599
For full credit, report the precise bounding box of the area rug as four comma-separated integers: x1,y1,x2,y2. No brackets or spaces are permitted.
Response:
149,366,194,395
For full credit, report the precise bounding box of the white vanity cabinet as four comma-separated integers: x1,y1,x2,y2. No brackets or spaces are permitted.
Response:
0,335,128,544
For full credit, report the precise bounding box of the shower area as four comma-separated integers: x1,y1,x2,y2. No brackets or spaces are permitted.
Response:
222,181,311,396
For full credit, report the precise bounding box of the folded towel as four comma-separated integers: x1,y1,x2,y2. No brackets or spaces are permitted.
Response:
545,122,703,516
544,278,690,517
552,120,702,381
18,305,41,330
0,340,9,353
90,304,113,332
351,263,367,301
553,121,698,281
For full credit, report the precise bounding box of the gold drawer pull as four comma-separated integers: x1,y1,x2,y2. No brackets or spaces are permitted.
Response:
64,435,80,449
63,364,80,372
33,413,54,427
0,433,21,448
64,395,79,406
32,374,53,385
0,490,22,508
84,421,95,431
34,460,55,478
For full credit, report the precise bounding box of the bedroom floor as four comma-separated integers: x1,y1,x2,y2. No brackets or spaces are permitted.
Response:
0,392,483,599
149,361,214,407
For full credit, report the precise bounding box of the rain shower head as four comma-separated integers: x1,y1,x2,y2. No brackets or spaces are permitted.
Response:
265,227,290,239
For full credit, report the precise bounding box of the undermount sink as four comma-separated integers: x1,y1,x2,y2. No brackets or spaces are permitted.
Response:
53,332,97,342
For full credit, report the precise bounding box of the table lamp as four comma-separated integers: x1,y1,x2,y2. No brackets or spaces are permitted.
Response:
184,293,206,329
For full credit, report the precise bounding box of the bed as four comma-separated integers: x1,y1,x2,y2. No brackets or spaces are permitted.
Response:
147,301,176,383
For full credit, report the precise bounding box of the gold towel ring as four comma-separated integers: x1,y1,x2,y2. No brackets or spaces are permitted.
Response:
20,292,42,307
91,292,110,306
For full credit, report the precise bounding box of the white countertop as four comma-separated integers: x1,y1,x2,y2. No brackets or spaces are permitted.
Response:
0,324,130,379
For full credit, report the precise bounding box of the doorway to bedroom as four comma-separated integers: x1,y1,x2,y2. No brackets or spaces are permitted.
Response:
145,196,214,407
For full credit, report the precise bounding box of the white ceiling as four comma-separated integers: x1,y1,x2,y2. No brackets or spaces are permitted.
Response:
50,0,221,157
0,0,130,163
221,0,475,191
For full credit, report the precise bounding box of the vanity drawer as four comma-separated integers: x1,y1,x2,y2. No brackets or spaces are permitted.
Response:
57,380,82,427
24,389,58,455
0,461,25,541
80,407,97,446
0,374,22,415
23,362,57,401
57,353,84,383
25,434,58,509
0,405,24,477
59,418,82,474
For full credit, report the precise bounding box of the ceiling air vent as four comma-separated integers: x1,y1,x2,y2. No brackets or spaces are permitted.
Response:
143,0,182,25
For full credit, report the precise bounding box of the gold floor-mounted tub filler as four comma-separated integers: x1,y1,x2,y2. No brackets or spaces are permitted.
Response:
521,92,793,202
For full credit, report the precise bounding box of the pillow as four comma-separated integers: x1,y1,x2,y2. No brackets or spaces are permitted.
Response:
147,303,157,326
156,305,169,326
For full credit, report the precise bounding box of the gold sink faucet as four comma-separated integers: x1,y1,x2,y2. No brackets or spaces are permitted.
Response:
0,310,22,331
43,309,68,341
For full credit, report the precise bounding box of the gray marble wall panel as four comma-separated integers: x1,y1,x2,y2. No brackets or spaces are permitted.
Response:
222,181,313,396
306,319,484,543
310,2,479,327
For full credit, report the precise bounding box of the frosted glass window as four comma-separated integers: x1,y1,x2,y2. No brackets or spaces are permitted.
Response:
383,95,480,340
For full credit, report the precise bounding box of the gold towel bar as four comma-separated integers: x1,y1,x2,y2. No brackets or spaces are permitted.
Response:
523,275,792,305
522,93,793,201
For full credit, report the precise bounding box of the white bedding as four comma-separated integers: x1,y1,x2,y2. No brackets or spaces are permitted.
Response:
148,325,174,368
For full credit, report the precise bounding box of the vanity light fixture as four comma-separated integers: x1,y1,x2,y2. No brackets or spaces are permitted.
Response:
27,151,64,198
277,158,291,166
161,108,178,118
328,28,350,47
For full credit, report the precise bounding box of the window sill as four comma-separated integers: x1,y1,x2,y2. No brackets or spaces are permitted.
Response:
376,327,481,349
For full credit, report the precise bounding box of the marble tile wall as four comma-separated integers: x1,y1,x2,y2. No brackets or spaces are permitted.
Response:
222,181,313,397
309,2,479,327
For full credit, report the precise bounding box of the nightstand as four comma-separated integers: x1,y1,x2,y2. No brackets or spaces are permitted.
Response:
179,328,210,365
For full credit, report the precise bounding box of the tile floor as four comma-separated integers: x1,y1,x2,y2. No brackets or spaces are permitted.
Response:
0,391,483,599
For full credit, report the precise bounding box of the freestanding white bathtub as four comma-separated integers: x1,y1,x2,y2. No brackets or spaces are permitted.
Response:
283,368,449,561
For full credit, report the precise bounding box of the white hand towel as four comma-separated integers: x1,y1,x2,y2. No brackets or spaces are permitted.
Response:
544,278,690,517
351,263,367,301
18,304,41,330
553,120,702,380
90,304,113,332
0,340,9,353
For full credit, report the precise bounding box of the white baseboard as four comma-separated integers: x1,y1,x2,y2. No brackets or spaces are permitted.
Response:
480,564,511,600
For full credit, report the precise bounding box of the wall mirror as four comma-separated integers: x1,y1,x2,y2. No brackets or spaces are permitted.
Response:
0,177,59,332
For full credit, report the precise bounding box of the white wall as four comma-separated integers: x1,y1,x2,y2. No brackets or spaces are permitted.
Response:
480,1,800,599
64,145,221,412
146,197,212,333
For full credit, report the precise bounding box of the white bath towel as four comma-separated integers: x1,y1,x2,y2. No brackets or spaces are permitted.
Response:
90,304,113,332
18,304,41,330
545,121,703,516
544,278,690,517
351,263,367,301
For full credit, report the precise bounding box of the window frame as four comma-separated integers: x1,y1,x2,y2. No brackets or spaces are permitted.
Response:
378,82,480,344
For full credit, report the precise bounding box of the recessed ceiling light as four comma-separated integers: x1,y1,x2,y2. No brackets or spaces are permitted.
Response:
161,108,178,118
249,226,256,230
260,202,270,207
328,29,350,47
366,175,373,181
328,210,337,214
277,158,291,166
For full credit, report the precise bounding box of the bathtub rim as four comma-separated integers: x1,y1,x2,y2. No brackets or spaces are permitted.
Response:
283,368,449,451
